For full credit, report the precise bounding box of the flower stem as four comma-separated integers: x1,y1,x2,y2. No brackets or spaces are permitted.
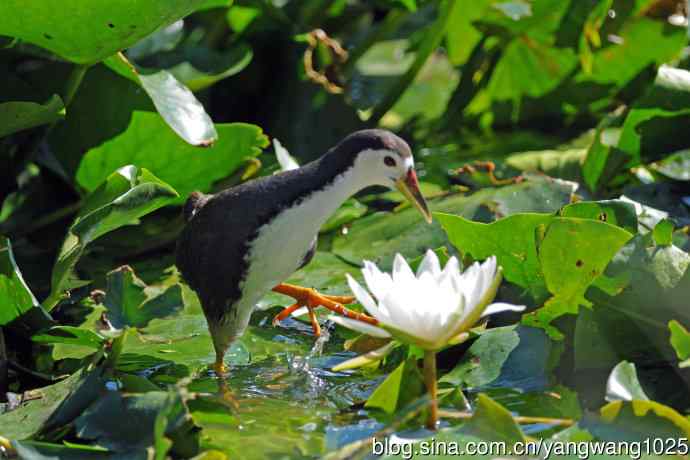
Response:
423,350,438,430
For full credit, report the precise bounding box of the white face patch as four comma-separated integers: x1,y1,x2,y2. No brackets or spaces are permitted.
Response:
350,148,413,188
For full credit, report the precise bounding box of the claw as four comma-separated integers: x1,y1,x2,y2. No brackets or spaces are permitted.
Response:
271,283,378,336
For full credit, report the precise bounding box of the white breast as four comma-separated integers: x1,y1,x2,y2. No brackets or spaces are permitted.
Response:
229,169,358,333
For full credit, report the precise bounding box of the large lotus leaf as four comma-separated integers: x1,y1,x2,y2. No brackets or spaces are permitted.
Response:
0,1,208,64
46,166,178,309
76,112,267,199
0,95,65,138
0,366,107,440
0,238,41,326
333,178,575,268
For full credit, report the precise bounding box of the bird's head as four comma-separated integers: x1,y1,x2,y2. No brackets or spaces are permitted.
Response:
330,129,432,223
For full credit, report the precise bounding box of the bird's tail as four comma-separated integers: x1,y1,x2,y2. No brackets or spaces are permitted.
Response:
183,191,210,222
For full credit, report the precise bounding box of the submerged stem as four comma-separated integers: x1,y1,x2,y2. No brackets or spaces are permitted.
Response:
423,350,438,430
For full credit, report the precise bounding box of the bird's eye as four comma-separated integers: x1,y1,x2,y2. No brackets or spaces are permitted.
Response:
384,156,396,167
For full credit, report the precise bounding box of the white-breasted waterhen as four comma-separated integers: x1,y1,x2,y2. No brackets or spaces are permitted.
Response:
176,129,431,376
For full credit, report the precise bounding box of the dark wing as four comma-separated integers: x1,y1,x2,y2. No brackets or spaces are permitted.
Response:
176,160,334,321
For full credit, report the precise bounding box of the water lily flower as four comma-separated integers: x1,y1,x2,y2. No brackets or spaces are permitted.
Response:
329,250,525,351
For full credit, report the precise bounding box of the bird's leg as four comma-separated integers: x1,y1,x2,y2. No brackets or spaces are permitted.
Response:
213,349,228,376
271,283,379,335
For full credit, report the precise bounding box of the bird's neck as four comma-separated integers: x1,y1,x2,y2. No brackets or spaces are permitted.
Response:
298,163,364,226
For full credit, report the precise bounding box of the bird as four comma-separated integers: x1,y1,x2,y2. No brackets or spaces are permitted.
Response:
175,129,431,376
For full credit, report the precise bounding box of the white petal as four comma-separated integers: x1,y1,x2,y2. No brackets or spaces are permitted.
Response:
481,302,526,317
416,249,441,279
290,306,309,317
392,253,415,284
346,274,381,319
439,256,460,283
328,315,392,338
362,260,394,301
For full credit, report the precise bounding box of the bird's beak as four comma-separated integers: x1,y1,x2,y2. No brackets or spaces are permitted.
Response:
396,168,432,223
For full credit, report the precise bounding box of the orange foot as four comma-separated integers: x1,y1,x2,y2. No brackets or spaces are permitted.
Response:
271,283,378,336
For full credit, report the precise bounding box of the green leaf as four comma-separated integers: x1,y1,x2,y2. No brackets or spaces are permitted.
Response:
365,358,424,414
605,361,650,402
559,200,638,234
321,198,367,233
523,218,633,339
46,166,178,309
0,1,209,63
334,178,574,269
505,148,586,182
445,0,491,65
588,19,686,87
0,94,65,138
598,399,690,438
32,326,105,348
0,366,106,440
129,43,253,92
0,237,41,326
104,53,217,147
440,326,520,388
104,266,183,330
651,149,690,180
574,235,690,372
488,39,578,103
669,320,690,366
75,387,199,456
617,66,690,165
457,394,525,445
436,212,553,300
76,112,268,199
12,441,139,460
652,219,674,246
